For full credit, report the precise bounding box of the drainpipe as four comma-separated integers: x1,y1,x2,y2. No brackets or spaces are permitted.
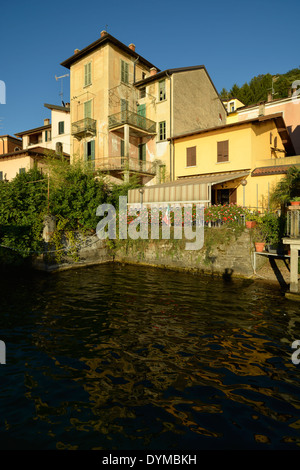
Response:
133,56,140,84
166,72,172,181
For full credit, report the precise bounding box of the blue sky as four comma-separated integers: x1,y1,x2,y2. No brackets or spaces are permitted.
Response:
1,0,299,137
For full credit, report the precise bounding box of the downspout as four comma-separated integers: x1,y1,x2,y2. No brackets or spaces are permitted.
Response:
133,56,140,85
166,72,173,181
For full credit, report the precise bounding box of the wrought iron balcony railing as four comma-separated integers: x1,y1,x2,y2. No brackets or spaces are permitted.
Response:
71,117,97,139
98,157,156,175
108,111,156,134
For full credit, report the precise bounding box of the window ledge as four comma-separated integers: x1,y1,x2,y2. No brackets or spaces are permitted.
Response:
216,160,230,164
185,165,197,168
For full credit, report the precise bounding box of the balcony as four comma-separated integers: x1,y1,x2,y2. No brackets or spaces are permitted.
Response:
98,157,156,176
71,117,97,139
108,111,156,136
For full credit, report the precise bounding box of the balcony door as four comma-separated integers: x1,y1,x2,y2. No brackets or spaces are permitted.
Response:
84,100,92,119
137,104,146,128
138,143,146,171
85,140,95,170
121,99,128,123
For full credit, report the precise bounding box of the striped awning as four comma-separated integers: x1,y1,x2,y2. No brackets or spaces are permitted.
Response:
128,171,249,205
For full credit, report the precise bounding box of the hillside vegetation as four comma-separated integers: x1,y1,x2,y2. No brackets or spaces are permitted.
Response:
220,67,300,107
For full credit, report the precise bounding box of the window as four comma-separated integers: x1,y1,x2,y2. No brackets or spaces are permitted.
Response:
274,136,278,148
84,62,92,87
84,100,92,119
159,80,166,101
217,140,229,162
19,168,25,174
0,171,3,181
186,146,196,167
139,143,146,170
58,121,64,135
270,132,273,145
140,87,146,99
159,121,166,141
121,60,129,84
85,140,95,169
45,130,51,142
121,139,125,157
230,102,235,112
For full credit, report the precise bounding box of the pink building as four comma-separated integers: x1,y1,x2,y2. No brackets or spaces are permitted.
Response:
237,94,300,154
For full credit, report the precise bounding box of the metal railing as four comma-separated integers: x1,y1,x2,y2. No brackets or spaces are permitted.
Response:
98,156,156,175
71,117,97,138
108,111,156,134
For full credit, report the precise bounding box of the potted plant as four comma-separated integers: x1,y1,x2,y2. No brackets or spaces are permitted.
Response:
290,197,300,206
252,226,266,252
245,210,260,229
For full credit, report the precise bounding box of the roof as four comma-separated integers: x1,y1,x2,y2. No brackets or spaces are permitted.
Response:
134,65,226,111
170,112,296,156
0,135,22,141
251,164,300,177
60,31,158,71
134,65,206,86
15,124,51,137
0,146,69,159
44,103,70,112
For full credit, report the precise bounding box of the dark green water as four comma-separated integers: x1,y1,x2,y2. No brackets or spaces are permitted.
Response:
0,263,300,450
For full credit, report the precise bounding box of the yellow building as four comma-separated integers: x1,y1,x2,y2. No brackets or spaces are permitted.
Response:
223,98,245,124
171,112,300,209
61,31,226,184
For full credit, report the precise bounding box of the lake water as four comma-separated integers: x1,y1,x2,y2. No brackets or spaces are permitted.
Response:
0,263,300,450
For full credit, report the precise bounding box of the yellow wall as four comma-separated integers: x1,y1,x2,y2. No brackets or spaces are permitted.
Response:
174,122,253,179
0,156,32,180
173,119,294,209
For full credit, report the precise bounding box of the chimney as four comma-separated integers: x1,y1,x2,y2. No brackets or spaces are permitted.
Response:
44,118,50,126
288,88,292,97
267,92,272,102
65,102,70,107
150,67,158,76
74,49,80,54
100,30,107,38
128,43,136,52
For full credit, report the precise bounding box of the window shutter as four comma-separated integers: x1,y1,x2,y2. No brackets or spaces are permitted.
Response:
90,140,95,161
217,141,228,162
186,146,196,167
85,63,91,86
121,60,129,83
84,100,92,119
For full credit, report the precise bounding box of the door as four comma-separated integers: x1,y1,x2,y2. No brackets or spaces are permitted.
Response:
138,143,146,171
137,104,146,128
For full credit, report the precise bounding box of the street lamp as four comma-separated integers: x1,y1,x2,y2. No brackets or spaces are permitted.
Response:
139,188,144,209
241,179,247,207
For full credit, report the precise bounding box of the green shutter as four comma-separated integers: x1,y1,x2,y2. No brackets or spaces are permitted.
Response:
84,100,92,119
137,104,146,117
84,62,91,86
58,122,64,134
121,60,129,84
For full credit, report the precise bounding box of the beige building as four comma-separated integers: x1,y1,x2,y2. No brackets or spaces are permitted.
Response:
0,104,70,181
15,103,70,155
61,31,226,184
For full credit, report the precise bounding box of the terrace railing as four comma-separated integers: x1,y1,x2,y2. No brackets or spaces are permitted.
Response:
108,111,156,134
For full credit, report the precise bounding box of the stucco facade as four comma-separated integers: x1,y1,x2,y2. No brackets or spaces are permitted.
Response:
61,32,226,184
172,114,299,209
233,95,300,155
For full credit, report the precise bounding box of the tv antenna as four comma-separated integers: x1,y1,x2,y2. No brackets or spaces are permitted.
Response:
55,74,69,105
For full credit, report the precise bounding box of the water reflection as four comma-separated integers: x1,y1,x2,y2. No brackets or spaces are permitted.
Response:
0,264,300,449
